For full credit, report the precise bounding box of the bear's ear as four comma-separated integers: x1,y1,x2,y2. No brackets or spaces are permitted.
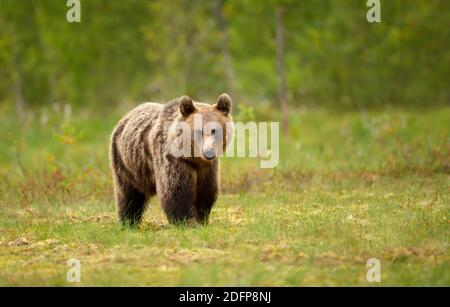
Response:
215,93,232,116
179,95,196,117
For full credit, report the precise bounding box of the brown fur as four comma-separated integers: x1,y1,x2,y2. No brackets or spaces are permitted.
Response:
109,94,233,226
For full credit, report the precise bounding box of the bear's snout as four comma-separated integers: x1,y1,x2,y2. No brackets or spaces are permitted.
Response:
203,148,216,160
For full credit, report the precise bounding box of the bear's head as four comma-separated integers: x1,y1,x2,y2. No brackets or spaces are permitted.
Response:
170,94,234,163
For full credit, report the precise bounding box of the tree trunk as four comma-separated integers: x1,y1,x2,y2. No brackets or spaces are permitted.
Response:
215,0,236,106
275,6,289,134
13,73,26,122
11,26,27,122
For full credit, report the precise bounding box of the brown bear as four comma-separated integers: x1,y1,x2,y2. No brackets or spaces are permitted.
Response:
109,94,234,226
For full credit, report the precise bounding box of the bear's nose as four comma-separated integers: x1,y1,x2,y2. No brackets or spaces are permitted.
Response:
203,149,216,160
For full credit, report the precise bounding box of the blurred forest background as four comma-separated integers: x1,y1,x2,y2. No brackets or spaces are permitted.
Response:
0,0,449,120
1,1,449,286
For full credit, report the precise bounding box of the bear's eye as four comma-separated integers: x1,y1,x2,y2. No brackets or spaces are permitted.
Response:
211,129,216,135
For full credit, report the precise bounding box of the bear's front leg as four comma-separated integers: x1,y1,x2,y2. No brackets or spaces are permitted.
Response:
159,160,197,225
194,162,219,225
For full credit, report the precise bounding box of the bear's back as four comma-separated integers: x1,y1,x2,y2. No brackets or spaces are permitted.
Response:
110,102,164,194
114,102,163,147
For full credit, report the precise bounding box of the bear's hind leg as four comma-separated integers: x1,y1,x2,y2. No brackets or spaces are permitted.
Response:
116,181,147,227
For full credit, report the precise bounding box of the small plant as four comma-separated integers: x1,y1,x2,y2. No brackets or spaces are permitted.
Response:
235,104,255,122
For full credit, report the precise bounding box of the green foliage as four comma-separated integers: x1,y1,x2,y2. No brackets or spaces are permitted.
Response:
234,104,255,122
0,0,448,109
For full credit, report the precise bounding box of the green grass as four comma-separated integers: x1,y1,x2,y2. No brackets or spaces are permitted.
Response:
0,104,449,286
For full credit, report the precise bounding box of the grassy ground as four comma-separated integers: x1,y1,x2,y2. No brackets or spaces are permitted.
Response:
0,104,448,286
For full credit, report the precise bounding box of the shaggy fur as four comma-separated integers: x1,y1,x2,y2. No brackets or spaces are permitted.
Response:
109,94,233,226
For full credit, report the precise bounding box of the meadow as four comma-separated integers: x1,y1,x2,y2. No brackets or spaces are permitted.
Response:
0,104,448,286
